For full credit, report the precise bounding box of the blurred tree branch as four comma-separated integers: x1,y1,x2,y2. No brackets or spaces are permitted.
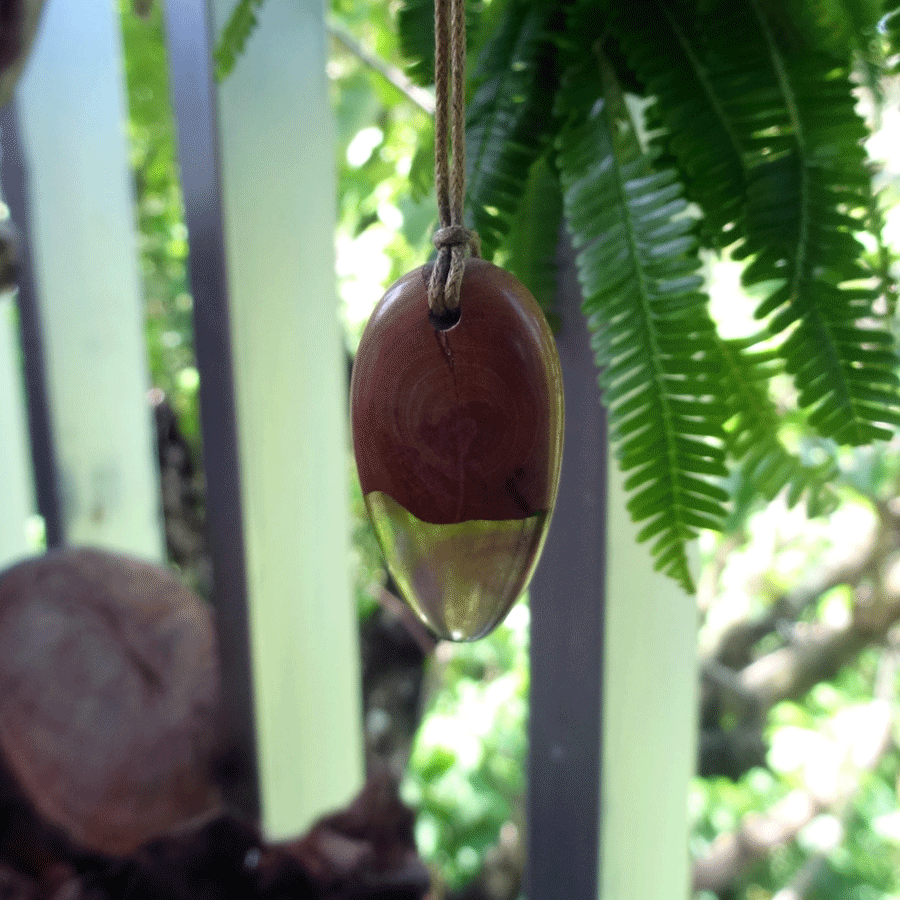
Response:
769,652,900,900
705,515,889,672
694,651,897,896
698,502,900,780
328,20,435,115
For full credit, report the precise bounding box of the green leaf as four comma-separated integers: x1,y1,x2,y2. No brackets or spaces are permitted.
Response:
396,0,438,86
464,1,563,259
557,62,729,593
886,5,900,72
759,0,888,97
610,0,749,242
214,0,267,80
715,335,840,522
496,156,563,318
704,0,900,445
396,0,484,86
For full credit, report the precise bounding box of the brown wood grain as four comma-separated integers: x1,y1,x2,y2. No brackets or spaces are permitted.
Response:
351,259,564,526
0,549,221,859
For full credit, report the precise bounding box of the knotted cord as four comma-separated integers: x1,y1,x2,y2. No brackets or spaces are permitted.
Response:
428,0,480,319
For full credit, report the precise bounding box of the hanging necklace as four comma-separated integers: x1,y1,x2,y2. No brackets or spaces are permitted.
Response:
350,0,564,641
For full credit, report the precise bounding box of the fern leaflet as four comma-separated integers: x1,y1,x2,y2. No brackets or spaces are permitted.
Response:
611,0,749,242
497,156,562,318
557,64,729,591
464,1,562,259
716,335,839,520
214,0,267,80
699,0,900,445
395,0,483,87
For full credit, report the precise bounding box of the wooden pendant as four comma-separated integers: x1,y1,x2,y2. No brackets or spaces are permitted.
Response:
351,259,564,641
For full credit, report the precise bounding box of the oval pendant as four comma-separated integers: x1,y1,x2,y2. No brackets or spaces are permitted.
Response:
351,259,564,641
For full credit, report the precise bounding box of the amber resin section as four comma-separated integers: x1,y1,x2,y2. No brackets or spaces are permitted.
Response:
351,259,564,640
365,492,549,640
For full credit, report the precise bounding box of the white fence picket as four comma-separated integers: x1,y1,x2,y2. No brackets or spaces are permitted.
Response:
14,0,163,560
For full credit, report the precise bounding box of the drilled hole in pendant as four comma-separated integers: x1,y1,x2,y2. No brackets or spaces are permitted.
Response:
429,305,462,331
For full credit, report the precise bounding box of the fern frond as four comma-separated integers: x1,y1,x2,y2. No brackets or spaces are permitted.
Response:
755,0,883,55
557,65,729,592
397,0,437,87
760,0,887,100
496,156,562,317
464,1,562,259
395,0,561,260
821,0,884,57
396,0,483,87
214,0,267,80
716,336,839,519
609,0,749,242
886,5,900,71
866,187,899,317
697,0,900,445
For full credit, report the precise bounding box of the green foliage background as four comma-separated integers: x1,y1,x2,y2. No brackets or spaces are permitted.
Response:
119,1,900,898
121,1,199,445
